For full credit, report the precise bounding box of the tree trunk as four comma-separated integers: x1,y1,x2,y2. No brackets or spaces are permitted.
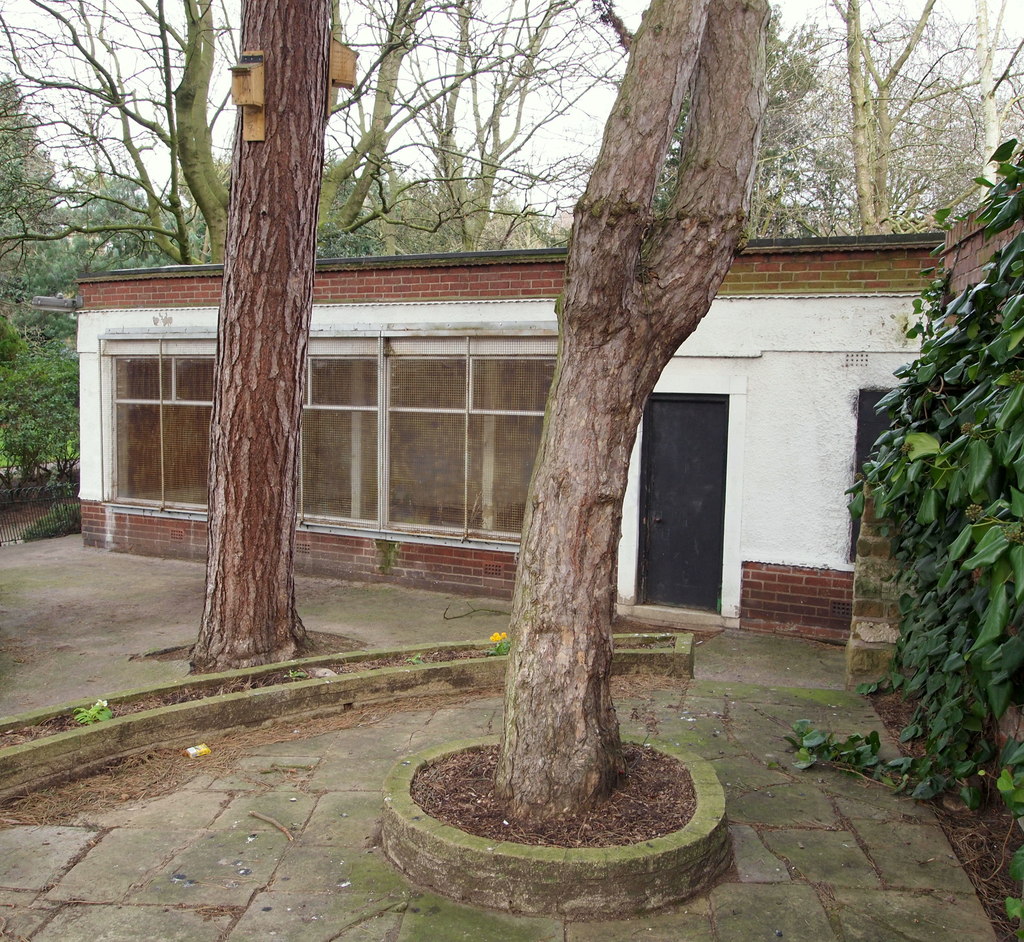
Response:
495,0,768,822
191,0,330,672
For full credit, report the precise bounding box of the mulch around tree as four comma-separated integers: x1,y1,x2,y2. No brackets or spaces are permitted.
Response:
410,743,696,848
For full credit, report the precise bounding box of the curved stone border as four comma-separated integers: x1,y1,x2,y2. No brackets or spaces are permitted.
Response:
379,736,730,918
0,633,692,803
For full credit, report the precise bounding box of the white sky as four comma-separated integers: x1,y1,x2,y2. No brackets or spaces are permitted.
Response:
615,0,1023,33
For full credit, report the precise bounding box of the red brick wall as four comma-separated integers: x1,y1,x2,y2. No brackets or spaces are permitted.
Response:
740,561,855,644
78,240,937,311
941,211,1024,296
719,243,934,296
81,501,517,598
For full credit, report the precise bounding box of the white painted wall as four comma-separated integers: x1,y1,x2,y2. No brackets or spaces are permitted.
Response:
79,292,920,616
615,293,919,616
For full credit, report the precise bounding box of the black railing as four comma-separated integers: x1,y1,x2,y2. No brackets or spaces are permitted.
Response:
0,482,81,545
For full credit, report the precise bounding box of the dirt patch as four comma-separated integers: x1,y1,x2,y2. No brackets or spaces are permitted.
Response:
410,743,696,848
871,690,1023,941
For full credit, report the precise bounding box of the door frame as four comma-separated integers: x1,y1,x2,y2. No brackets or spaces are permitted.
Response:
617,371,746,620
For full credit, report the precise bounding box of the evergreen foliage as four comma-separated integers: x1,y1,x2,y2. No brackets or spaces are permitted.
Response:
854,140,1024,805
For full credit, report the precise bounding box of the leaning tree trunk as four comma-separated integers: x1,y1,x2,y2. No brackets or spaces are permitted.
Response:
192,0,330,672
495,0,768,822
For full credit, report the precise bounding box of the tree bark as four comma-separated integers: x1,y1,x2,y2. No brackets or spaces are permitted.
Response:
495,0,768,822
192,0,330,672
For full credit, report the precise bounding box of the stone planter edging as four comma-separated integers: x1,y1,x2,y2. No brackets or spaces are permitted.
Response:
0,633,692,803
379,735,730,918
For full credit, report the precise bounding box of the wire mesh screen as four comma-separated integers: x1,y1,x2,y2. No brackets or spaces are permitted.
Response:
109,338,554,538
113,356,212,505
387,343,553,536
303,357,379,521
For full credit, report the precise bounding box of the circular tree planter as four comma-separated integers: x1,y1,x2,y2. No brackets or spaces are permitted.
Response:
380,736,731,918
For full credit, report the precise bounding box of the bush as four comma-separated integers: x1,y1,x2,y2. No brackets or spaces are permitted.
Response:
0,339,79,483
21,500,81,541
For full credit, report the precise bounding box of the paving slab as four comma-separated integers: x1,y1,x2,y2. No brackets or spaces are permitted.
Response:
81,788,229,830
47,827,200,902
31,902,232,941
710,882,838,941
0,825,96,891
308,752,402,792
728,780,839,828
227,889,406,941
853,818,976,894
712,755,795,793
129,828,286,907
0,888,56,937
299,792,384,847
759,828,880,887
833,887,996,941
565,904,715,941
397,892,562,941
694,630,846,689
271,845,404,899
210,791,317,835
205,756,321,793
728,825,790,883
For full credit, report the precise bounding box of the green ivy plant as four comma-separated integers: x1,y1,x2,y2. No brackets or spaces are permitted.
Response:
852,139,1024,795
841,139,1024,932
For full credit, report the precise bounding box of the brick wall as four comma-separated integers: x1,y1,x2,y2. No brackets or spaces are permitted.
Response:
739,561,855,644
78,238,937,311
81,501,517,598
941,211,1024,296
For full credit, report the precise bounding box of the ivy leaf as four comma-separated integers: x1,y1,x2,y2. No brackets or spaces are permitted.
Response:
966,439,995,496
949,524,973,559
1011,544,1024,601
998,385,1024,430
963,526,1009,569
991,139,1019,163
1011,845,1024,882
905,432,941,459
988,680,1014,717
916,489,940,525
970,586,1010,652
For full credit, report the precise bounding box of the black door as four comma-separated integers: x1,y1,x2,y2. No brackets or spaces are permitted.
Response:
639,394,729,610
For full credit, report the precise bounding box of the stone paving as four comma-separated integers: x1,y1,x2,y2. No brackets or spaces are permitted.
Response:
0,677,996,941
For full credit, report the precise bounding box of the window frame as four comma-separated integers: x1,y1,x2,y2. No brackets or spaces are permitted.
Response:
104,332,556,543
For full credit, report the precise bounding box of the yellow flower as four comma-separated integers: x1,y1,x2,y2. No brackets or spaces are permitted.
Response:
490,632,508,643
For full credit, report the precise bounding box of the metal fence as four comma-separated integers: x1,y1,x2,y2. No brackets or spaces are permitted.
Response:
0,482,81,545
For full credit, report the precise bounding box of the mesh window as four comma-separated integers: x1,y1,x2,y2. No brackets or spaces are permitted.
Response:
472,358,554,412
162,404,211,504
302,409,378,520
311,358,377,407
390,358,466,409
467,413,543,533
115,403,162,499
115,358,167,400
113,355,212,506
302,358,379,521
389,412,465,528
110,340,554,537
175,358,214,401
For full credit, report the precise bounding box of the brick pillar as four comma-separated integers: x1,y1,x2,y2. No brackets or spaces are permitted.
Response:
845,492,902,689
